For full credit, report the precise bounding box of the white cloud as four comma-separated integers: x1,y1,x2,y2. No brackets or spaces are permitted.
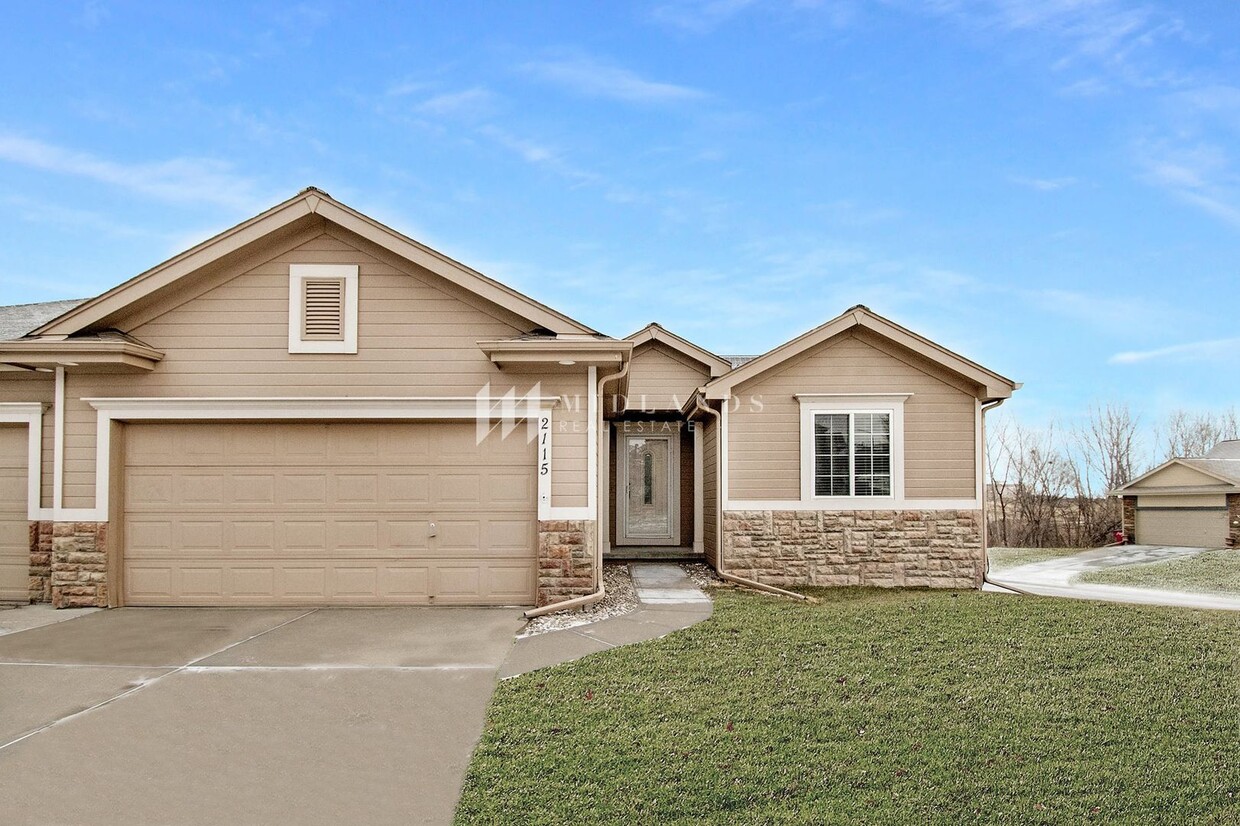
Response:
0,134,267,212
1137,140,1240,230
1008,174,1078,191
415,87,495,119
521,57,706,105
1110,337,1240,365
650,0,762,31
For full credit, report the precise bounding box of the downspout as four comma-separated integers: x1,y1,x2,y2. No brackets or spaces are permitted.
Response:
692,394,808,602
977,397,1038,595
523,356,631,619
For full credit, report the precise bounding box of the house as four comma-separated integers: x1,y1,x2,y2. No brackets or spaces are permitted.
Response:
0,188,1017,610
1112,441,1240,548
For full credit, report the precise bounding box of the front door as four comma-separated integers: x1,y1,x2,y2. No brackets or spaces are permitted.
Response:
617,432,680,546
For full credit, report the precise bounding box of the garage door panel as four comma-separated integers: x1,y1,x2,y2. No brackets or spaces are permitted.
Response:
1135,508,1227,547
123,422,537,606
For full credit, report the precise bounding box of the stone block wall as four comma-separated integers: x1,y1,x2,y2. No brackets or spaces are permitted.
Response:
28,520,53,603
50,522,108,608
722,509,984,589
1229,494,1239,548
537,519,596,607
1122,496,1137,543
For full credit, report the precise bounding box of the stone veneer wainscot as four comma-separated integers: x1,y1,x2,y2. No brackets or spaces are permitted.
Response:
537,519,597,607
50,522,108,608
723,509,984,589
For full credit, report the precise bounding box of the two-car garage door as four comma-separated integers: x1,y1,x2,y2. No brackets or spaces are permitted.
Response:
122,421,536,606
1134,507,1228,548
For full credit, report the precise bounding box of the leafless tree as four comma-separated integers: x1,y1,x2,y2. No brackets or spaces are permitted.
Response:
1158,408,1240,460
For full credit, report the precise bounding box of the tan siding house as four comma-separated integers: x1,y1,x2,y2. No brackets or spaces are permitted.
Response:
1112,441,1240,549
0,188,1016,610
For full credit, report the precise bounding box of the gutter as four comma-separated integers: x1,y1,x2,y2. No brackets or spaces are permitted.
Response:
691,394,809,602
523,357,632,619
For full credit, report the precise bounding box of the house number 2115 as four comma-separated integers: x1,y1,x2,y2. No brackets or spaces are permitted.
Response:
538,416,551,476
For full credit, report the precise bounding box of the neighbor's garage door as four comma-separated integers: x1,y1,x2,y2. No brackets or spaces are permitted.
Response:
1135,508,1227,548
122,421,536,606
0,426,29,602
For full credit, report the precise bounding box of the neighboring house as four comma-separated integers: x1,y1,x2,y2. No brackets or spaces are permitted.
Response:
0,188,1017,610
1112,441,1240,548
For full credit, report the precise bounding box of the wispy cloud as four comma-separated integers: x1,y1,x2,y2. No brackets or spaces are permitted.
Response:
1110,337,1240,365
415,87,496,119
1137,140,1240,229
651,0,762,32
521,56,706,105
1008,174,1078,191
0,134,266,211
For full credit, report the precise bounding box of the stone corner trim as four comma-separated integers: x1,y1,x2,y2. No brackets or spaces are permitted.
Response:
722,509,983,589
1121,495,1137,541
50,522,108,608
28,520,54,603
537,519,596,607
1228,494,1239,548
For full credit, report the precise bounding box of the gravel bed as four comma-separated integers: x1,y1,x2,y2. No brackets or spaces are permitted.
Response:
680,562,719,591
520,563,638,637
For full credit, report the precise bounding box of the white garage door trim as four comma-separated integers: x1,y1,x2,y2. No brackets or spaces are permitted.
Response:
122,421,538,606
1135,506,1228,548
0,403,46,520
81,383,598,523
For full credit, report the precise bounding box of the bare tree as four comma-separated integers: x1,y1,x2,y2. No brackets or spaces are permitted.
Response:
1159,408,1240,460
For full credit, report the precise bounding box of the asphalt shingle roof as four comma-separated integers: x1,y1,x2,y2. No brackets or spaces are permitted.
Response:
0,299,88,341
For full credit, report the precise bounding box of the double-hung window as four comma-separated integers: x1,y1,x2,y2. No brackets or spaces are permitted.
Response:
798,394,908,501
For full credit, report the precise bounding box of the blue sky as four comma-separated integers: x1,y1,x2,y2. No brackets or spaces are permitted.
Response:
0,1,1237,433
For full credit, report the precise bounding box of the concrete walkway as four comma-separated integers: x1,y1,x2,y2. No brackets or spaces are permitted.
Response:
500,563,711,679
986,545,1240,612
0,604,100,636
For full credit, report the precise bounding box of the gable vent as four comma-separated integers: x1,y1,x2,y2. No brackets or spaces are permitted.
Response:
302,278,345,340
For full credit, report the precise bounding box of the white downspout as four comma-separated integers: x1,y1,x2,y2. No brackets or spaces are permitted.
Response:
524,358,630,619
692,394,808,602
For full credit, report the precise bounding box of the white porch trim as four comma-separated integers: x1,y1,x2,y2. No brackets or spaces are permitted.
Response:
724,499,982,512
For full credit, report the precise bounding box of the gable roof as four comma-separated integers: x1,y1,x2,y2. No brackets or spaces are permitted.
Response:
702,305,1018,401
0,299,88,340
30,188,597,338
625,323,732,377
1112,457,1240,495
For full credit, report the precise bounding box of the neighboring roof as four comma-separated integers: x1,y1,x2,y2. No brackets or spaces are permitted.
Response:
1205,440,1240,461
1112,456,1240,495
703,305,1018,401
724,355,758,369
0,299,88,340
29,187,598,339
624,323,732,377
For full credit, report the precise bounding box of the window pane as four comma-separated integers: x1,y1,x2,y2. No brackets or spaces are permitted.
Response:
814,413,851,496
852,413,892,498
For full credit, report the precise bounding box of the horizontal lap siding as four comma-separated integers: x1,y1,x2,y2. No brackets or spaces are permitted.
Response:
728,330,978,501
702,417,718,565
60,230,590,509
626,342,710,411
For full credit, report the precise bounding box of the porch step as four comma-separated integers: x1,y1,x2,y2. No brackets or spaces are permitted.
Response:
605,546,703,562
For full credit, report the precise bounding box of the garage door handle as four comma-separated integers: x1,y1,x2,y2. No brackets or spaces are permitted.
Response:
428,521,437,537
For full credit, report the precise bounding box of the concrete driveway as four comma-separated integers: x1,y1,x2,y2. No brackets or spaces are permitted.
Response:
0,606,524,825
986,545,1240,612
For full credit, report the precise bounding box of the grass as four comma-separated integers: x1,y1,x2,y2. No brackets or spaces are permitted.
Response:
1079,550,1240,597
457,588,1239,825
987,546,1086,571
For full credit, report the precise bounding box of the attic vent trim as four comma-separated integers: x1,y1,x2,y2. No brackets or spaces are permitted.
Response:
288,264,359,354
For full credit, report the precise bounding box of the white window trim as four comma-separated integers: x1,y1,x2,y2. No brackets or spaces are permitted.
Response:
797,393,908,505
288,264,358,354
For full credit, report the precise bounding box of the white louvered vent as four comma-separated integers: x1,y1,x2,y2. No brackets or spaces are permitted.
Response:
302,278,345,340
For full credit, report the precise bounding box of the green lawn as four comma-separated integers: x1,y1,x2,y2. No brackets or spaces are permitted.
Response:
1079,550,1240,597
987,546,1085,571
457,588,1239,825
